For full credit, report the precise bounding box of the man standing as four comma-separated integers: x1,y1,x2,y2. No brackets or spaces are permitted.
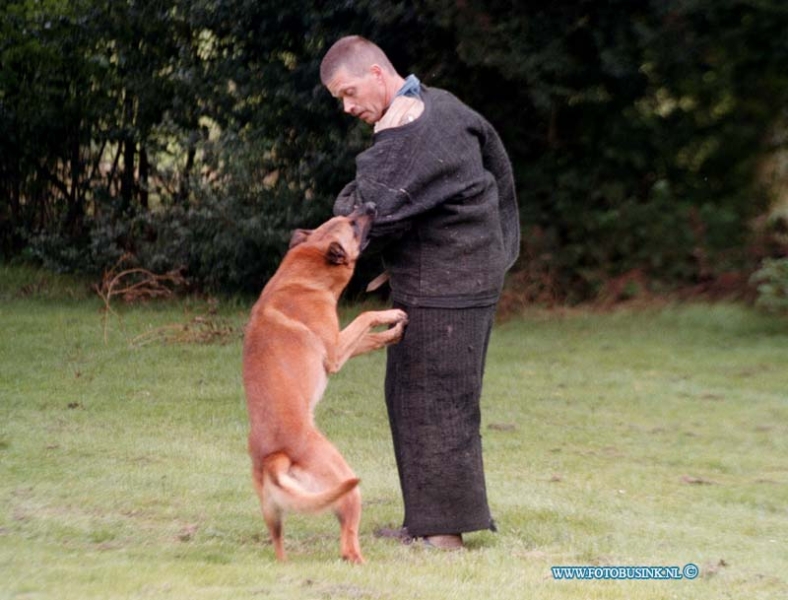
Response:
320,36,519,549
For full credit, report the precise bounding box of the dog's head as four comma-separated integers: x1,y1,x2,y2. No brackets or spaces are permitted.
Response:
288,203,376,268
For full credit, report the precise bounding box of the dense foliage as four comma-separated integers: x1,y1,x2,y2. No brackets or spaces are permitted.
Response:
2,0,787,299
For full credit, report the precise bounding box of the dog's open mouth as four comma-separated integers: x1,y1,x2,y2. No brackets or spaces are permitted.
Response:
351,203,376,250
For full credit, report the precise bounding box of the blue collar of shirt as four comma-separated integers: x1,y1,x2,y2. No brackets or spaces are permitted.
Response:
395,74,422,98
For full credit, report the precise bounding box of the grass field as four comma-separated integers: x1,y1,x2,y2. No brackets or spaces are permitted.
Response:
1,265,787,600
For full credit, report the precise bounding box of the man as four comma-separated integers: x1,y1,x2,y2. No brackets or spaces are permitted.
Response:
320,35,519,550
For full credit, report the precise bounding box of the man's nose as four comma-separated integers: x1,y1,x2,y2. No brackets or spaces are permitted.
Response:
343,98,356,115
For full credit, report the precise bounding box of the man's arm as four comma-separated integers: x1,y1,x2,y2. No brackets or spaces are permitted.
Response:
481,121,520,270
333,179,412,250
333,181,359,216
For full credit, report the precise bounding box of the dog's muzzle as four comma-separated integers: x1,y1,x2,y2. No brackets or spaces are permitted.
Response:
350,203,377,250
352,202,377,219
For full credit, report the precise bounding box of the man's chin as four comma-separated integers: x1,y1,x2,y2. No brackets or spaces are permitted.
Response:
355,110,379,125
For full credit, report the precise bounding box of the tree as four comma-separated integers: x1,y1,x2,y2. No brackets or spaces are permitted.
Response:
2,0,786,298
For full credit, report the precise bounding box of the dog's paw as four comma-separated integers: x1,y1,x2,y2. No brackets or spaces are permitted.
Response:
385,319,407,344
343,552,365,565
385,308,408,326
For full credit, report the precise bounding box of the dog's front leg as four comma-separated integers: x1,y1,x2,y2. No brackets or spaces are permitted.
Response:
327,309,407,374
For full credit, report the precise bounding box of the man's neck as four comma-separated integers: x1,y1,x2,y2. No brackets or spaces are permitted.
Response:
385,74,407,106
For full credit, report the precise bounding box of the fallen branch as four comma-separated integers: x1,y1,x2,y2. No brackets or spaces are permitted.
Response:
94,254,187,343
131,315,239,347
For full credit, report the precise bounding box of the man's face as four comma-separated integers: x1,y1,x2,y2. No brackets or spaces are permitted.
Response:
326,66,387,125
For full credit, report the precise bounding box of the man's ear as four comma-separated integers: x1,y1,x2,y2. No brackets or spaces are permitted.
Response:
326,241,348,265
289,229,312,248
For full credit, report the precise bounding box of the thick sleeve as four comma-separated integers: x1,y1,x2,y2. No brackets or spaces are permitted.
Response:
350,127,475,238
333,181,359,216
481,121,520,270
332,134,428,237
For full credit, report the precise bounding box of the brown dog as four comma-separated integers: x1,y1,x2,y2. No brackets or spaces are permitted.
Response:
242,203,407,564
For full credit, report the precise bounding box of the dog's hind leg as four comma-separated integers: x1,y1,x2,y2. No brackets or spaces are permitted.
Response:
297,435,365,563
263,502,286,562
252,455,288,561
335,485,364,564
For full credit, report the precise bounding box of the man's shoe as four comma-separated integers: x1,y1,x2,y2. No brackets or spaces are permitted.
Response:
374,526,413,544
423,534,464,550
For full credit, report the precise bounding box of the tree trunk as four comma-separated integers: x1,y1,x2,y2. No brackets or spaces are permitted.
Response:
65,128,84,236
121,94,135,213
139,143,149,210
178,131,198,205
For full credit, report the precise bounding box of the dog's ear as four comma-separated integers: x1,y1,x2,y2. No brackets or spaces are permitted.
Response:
289,229,312,248
326,241,348,265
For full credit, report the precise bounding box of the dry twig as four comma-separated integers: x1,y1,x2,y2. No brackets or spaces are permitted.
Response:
94,254,187,343
131,315,239,347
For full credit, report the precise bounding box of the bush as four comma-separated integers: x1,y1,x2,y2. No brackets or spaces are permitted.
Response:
751,257,788,313
26,136,334,295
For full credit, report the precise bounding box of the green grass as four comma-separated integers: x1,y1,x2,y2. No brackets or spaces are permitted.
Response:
1,264,787,599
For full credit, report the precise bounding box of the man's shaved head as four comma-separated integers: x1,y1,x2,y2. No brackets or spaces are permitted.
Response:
320,35,397,85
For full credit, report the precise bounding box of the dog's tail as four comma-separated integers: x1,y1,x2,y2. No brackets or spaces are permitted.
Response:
263,453,359,514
